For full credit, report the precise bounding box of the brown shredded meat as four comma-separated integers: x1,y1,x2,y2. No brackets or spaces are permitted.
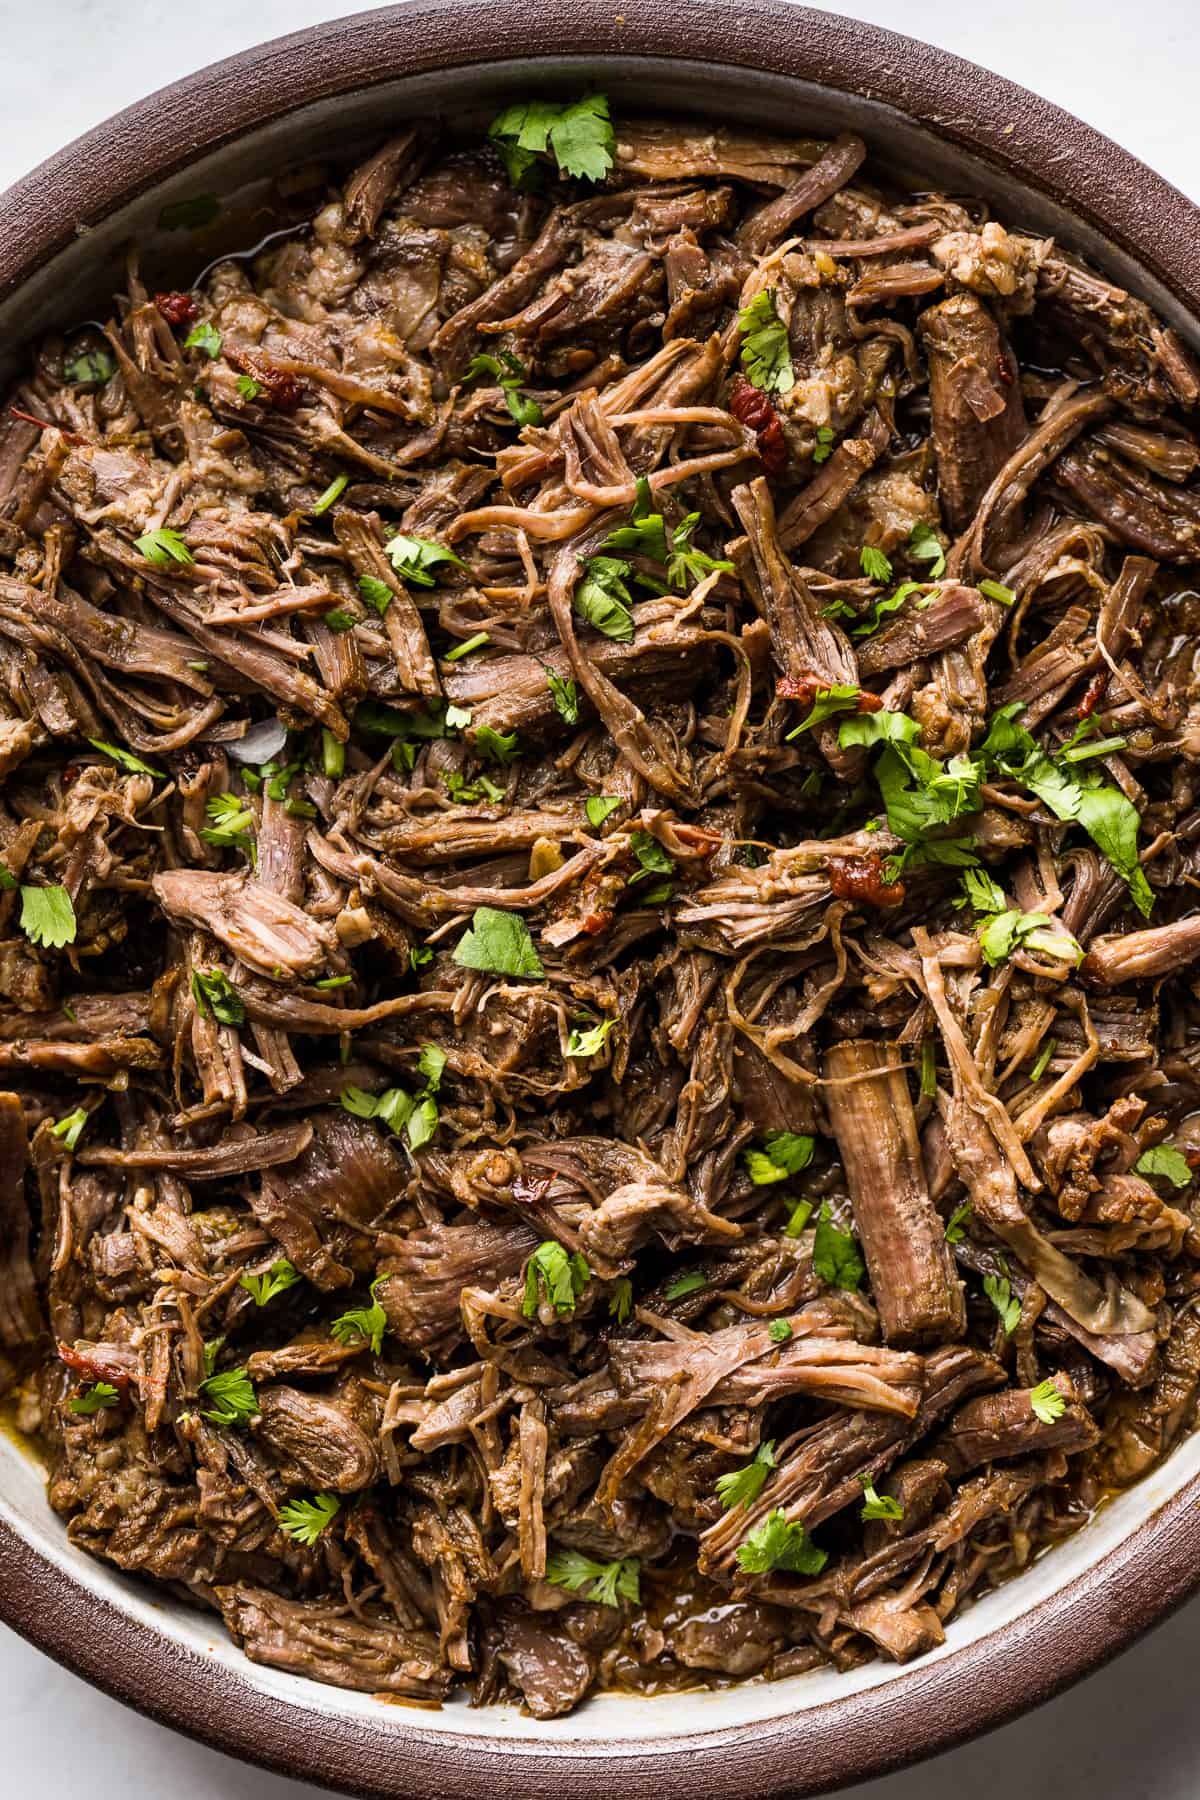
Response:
3,97,1200,1719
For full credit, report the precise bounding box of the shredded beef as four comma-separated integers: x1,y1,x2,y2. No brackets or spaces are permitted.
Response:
3,92,1200,1716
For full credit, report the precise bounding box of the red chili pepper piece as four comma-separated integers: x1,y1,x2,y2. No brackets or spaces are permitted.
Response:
154,291,198,326
729,373,787,476
56,1341,132,1388
582,910,614,936
776,672,882,715
827,854,905,907
1076,670,1109,719
226,346,302,413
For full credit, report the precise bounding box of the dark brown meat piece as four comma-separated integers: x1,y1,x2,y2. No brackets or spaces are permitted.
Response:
217,1586,450,1698
917,292,1026,533
823,1042,965,1345
0,1094,40,1347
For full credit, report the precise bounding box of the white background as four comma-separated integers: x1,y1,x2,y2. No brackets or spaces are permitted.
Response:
2,1,1199,1795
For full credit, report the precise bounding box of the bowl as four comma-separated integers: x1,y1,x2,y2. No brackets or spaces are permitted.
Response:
3,3,1200,1794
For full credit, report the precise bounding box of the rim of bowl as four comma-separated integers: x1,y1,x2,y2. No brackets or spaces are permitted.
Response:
3,3,1200,1794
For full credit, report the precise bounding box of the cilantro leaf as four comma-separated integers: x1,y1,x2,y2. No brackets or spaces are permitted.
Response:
239,1258,301,1306
602,477,670,562
237,374,263,401
980,705,1152,916
983,1273,1022,1335
20,885,76,949
68,1381,120,1416
906,520,946,580
736,1509,826,1575
358,575,393,615
574,556,635,641
585,795,623,828
199,1365,258,1427
473,724,520,766
453,906,544,978
545,1548,640,1607
545,667,579,723
523,1241,589,1318
738,288,794,395
812,1203,865,1291
958,867,1007,915
200,792,255,849
849,580,929,640
763,1130,815,1172
278,1492,340,1545
979,579,1016,605
1029,1378,1067,1424
859,545,892,584
383,534,466,589
191,968,246,1026
769,1319,793,1343
628,830,673,886
976,909,1082,969
667,513,734,591
547,94,616,181
489,94,615,186
785,683,865,739
860,1478,904,1522
1135,1145,1194,1189
716,1440,777,1511
743,1132,814,1185
184,320,222,359
812,426,835,464
464,350,543,425
1074,777,1154,918
567,1018,616,1057
65,347,116,386
331,1277,388,1353
134,527,193,568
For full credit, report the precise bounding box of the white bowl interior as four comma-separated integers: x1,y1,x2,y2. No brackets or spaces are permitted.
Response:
2,49,1196,1750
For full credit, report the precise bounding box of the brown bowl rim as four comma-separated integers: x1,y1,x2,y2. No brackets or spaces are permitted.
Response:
3,2,1200,1793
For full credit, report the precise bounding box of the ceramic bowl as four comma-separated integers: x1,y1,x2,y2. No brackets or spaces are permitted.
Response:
3,5,1200,1794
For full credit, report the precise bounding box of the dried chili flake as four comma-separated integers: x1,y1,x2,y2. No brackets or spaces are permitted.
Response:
827,854,905,907
155,291,198,327
729,373,787,476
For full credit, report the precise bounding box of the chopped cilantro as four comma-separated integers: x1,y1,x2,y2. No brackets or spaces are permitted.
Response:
190,968,246,1026
20,885,76,949
331,1276,389,1353
488,94,615,186
574,556,635,641
453,906,544,978
812,1203,865,1291
738,288,794,395
523,1241,589,1318
239,1259,301,1307
716,1441,777,1511
1135,1145,1193,1189
545,1548,639,1607
134,527,193,568
184,320,222,359
1029,1379,1067,1424
278,1492,340,1545
736,1509,826,1575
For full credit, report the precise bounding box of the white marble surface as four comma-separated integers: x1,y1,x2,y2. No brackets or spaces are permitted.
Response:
3,1,1200,1794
